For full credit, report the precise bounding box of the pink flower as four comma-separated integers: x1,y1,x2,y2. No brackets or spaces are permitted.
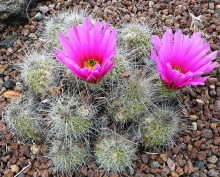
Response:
54,17,117,83
151,29,218,89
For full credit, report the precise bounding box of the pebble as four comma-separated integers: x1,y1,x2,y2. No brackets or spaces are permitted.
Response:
34,12,43,21
190,172,200,177
140,154,149,164
196,99,205,109
170,171,179,177
209,90,216,96
4,79,14,89
150,161,160,168
191,122,197,130
160,154,168,162
201,129,213,139
29,33,37,39
198,151,206,161
167,158,175,171
207,156,218,164
214,100,220,112
10,164,19,173
195,160,205,170
189,115,198,121
18,173,25,177
207,169,218,177
39,6,49,13
184,161,194,174
0,80,3,90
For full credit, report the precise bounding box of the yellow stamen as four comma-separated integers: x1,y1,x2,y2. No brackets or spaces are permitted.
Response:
173,66,182,72
83,59,99,71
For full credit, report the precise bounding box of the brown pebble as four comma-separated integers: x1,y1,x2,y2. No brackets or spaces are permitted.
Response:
11,143,19,150
0,48,6,53
198,151,206,160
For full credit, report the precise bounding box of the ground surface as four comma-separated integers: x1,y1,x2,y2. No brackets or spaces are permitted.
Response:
0,0,220,177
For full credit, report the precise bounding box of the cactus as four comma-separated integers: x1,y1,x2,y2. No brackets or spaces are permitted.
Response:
106,48,131,81
48,95,95,140
108,70,155,123
140,105,180,147
4,99,43,142
48,139,88,174
94,135,136,173
45,9,95,49
118,23,152,55
20,52,55,96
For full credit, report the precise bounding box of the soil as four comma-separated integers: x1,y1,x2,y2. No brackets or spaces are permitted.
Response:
0,0,219,177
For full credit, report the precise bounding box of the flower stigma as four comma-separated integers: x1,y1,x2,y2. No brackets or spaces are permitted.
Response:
84,59,99,71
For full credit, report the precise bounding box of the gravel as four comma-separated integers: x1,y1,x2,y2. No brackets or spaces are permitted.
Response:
0,0,219,176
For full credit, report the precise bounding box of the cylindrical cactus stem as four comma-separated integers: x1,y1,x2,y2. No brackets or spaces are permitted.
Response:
48,138,88,175
4,98,44,142
94,134,136,173
140,104,180,147
47,95,96,140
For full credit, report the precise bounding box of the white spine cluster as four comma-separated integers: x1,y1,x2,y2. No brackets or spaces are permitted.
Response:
140,103,181,147
20,51,56,96
47,95,95,140
45,9,95,49
94,134,136,173
4,99,43,142
48,139,88,175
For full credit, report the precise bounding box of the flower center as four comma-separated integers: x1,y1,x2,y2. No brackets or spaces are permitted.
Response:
173,66,182,72
83,59,99,71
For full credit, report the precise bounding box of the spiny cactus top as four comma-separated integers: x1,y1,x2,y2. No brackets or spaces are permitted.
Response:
150,28,218,89
54,17,117,84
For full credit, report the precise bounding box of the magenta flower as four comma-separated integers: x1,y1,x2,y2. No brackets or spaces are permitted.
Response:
54,17,117,83
151,29,218,89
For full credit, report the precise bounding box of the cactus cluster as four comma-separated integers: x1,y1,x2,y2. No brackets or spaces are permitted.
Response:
4,99,43,142
94,135,136,173
3,9,183,176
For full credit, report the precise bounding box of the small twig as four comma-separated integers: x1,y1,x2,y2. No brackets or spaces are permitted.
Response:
26,0,33,19
189,10,202,31
144,151,159,155
14,160,31,177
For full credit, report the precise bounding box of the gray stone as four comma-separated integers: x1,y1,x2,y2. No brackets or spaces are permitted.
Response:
151,161,160,168
215,64,220,73
196,99,205,109
209,90,216,96
191,122,197,131
207,156,218,164
208,169,217,177
195,160,204,170
4,79,14,89
190,172,199,177
198,24,205,30
39,6,49,13
201,129,213,139
167,158,175,171
0,0,38,32
209,3,215,10
214,100,220,112
0,33,18,48
0,80,3,90
34,12,42,21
